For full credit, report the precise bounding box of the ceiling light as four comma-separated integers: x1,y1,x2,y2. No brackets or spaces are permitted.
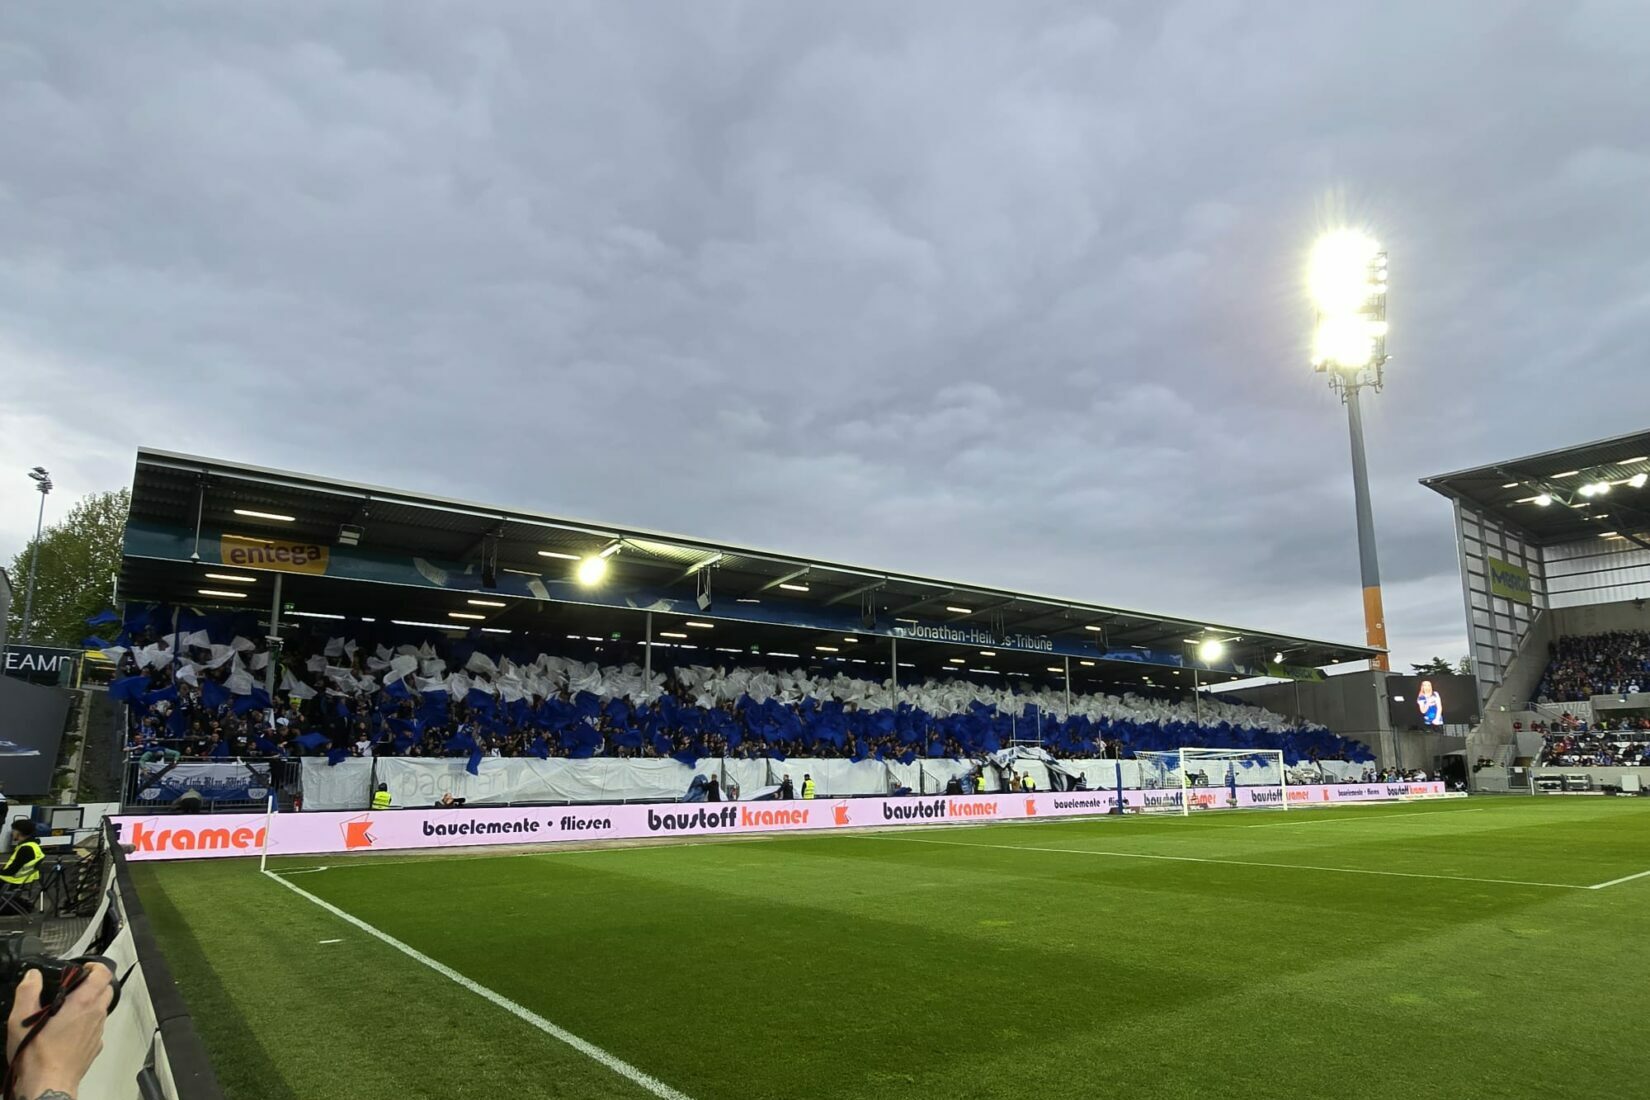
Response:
1579,481,1612,497
197,589,248,599
1554,470,1581,478
1080,660,1096,667
948,658,965,664
779,583,810,592
576,556,608,586
232,509,295,522
480,627,511,635
979,650,996,657
203,573,258,584
736,598,761,604
944,606,971,614
359,617,375,623
816,645,839,653
598,543,622,559
337,524,363,547
1500,482,1519,490
1046,666,1064,674
1619,456,1649,465
538,550,580,561
967,668,1000,676
685,621,714,629
1598,531,1619,538
1533,494,1553,507
290,611,345,620
391,619,464,630
766,652,800,659
1629,473,1648,489
894,617,919,624
659,631,688,639
467,599,506,608
715,647,745,654
1084,625,1103,632
843,636,858,643
448,612,485,620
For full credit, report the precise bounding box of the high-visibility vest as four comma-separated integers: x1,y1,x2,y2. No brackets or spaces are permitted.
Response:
371,790,392,810
801,778,816,799
1025,776,1036,791
1,840,44,886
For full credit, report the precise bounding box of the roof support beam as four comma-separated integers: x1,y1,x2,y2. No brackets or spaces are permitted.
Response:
754,566,811,594
823,578,885,606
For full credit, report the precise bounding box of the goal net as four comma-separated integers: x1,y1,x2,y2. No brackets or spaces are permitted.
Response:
1133,749,1288,816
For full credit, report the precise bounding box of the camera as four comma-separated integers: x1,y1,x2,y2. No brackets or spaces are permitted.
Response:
0,932,120,1029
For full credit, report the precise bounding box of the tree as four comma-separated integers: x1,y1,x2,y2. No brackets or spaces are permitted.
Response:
1456,656,1474,678
6,489,129,647
1409,657,1453,677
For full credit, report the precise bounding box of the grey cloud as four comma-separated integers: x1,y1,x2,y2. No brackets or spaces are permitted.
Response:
3,0,1648,668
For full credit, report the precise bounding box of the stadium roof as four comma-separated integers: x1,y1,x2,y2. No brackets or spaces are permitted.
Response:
119,448,1378,682
1420,428,1650,550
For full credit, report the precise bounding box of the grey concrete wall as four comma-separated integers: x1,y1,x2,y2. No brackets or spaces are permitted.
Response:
1224,671,1395,766
1551,602,1650,637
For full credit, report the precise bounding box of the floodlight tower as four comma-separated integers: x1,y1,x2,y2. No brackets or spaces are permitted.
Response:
1309,231,1390,670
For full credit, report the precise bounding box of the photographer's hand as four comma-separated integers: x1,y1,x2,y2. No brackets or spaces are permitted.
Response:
5,966,114,1100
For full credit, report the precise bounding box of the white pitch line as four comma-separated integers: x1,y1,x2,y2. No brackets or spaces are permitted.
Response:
859,834,1590,891
264,870,695,1100
1244,809,1482,828
1589,867,1650,890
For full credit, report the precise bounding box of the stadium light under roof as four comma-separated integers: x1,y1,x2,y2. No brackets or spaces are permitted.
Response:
576,555,608,586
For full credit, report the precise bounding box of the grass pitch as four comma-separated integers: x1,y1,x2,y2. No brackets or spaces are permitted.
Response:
133,798,1650,1100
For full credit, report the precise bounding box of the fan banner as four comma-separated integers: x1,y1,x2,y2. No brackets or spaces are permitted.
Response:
112,782,1447,861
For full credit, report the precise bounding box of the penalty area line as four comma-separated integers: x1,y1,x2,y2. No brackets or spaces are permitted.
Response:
262,870,696,1100
854,834,1590,891
1589,867,1650,890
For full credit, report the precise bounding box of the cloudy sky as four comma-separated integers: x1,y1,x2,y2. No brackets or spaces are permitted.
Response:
2,1,1646,668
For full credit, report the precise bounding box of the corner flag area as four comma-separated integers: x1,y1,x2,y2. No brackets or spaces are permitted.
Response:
133,798,1650,1100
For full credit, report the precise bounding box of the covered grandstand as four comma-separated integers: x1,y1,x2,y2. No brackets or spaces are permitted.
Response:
106,449,1389,811
1423,429,1650,790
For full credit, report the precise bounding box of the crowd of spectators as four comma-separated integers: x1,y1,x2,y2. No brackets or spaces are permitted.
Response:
1535,631,1650,702
103,605,1373,769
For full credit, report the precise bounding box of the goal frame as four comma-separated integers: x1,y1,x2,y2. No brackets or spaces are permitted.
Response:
1135,747,1289,816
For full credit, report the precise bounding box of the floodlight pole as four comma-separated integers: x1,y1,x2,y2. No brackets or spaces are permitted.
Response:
20,473,51,644
1343,383,1390,671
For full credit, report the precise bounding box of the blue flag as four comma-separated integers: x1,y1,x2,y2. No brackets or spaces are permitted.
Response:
109,675,149,704
85,609,120,627
466,746,483,776
327,748,350,766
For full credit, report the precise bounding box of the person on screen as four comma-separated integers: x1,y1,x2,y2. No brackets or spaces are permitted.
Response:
1417,680,1444,727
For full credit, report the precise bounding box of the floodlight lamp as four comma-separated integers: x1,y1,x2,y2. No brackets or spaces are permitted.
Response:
1312,315,1377,369
1308,230,1382,315
1533,494,1552,507
576,555,608,586
1198,638,1226,663
1630,473,1648,489
1580,481,1611,498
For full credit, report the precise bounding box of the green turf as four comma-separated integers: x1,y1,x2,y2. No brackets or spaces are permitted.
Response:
132,798,1650,1100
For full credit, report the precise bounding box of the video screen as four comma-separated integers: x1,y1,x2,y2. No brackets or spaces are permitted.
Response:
1386,673,1478,730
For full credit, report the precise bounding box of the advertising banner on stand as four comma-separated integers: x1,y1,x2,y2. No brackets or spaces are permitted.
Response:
112,782,1449,861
